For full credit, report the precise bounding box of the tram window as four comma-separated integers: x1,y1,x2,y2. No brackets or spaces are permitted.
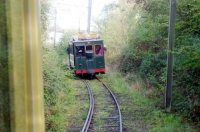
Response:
70,45,73,54
95,45,103,55
76,46,85,56
86,45,93,51
68,45,73,54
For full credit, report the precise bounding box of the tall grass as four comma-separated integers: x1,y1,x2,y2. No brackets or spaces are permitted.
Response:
100,68,197,132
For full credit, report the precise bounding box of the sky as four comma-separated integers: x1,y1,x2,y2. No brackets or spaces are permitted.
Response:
54,0,117,31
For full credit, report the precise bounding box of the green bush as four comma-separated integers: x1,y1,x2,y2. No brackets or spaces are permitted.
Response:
138,51,167,88
173,37,200,122
94,0,200,125
119,0,200,123
43,46,70,131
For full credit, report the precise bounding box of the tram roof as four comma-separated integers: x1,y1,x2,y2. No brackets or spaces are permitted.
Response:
72,39,103,42
70,33,103,43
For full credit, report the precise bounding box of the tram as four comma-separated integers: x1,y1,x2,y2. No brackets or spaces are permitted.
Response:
67,33,106,76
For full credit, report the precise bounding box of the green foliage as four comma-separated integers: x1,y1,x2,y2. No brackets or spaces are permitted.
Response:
138,52,167,88
175,43,200,71
120,0,169,87
58,29,78,47
176,0,200,35
55,29,79,63
119,0,200,123
95,0,200,125
93,1,136,64
43,46,72,131
174,1,200,99
43,47,64,105
43,29,79,131
102,71,196,131
40,0,52,44
148,111,191,132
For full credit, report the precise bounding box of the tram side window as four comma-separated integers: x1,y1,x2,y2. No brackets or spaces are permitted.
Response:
69,45,73,54
76,46,85,56
85,45,93,51
67,46,70,54
95,45,103,55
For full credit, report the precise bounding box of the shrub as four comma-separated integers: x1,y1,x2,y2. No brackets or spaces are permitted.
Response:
43,46,70,131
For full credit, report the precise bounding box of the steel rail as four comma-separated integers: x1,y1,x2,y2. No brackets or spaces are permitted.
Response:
81,80,94,132
96,77,123,132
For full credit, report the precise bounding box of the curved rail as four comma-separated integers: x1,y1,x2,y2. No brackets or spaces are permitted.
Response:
81,80,94,132
96,77,123,132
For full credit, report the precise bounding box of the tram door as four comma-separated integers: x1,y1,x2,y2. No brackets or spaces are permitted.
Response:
85,45,95,74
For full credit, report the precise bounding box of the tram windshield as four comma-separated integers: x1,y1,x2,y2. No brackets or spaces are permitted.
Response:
76,46,85,56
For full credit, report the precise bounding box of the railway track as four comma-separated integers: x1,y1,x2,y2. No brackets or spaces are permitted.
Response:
82,80,94,132
81,77,122,132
